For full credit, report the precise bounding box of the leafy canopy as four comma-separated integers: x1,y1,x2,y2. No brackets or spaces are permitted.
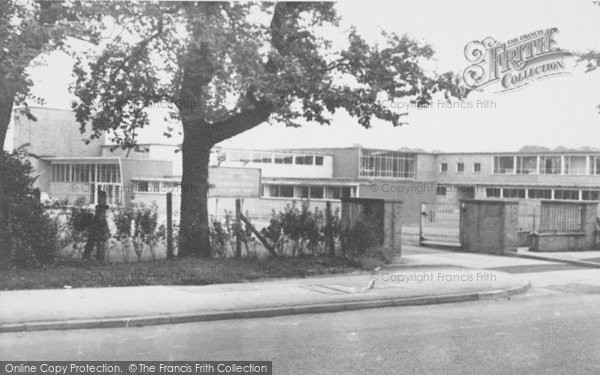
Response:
71,2,467,148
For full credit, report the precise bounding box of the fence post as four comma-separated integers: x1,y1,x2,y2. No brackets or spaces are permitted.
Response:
326,201,335,256
166,192,174,259
419,202,425,245
235,198,242,258
83,189,108,261
33,188,41,208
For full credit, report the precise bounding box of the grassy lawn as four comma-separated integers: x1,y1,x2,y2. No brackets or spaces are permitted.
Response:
0,256,365,290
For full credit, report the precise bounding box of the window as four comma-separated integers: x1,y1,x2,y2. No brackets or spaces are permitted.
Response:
325,186,354,199
590,156,600,175
528,189,551,199
516,156,537,174
564,155,586,175
309,186,324,199
296,186,309,198
554,189,579,200
315,156,324,166
359,149,416,178
274,154,294,164
502,188,526,198
52,164,70,182
486,188,501,198
582,190,600,201
52,163,120,183
294,155,313,165
436,185,447,196
440,163,448,173
268,185,294,198
539,156,561,174
137,181,149,192
473,163,481,173
493,156,514,174
456,163,464,173
251,153,272,163
136,181,159,192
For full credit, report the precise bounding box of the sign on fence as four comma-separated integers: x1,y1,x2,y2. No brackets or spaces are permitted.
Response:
208,167,261,198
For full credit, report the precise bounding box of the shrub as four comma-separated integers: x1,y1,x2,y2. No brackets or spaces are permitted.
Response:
260,202,340,257
0,147,59,266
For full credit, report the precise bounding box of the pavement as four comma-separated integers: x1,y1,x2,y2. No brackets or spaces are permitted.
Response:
506,247,600,268
0,254,530,332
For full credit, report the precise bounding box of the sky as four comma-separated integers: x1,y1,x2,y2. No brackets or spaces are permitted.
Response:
5,0,600,153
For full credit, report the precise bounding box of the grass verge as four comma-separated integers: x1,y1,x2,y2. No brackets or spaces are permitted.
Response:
0,256,364,290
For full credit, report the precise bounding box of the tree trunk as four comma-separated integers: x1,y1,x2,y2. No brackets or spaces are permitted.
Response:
178,125,212,257
0,100,11,150
0,99,14,259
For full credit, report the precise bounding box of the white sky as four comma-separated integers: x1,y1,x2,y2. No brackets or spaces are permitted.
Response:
5,0,600,152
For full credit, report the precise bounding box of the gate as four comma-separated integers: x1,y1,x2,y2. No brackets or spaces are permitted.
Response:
419,201,461,247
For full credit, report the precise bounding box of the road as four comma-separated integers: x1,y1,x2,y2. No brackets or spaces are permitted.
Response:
2,261,600,374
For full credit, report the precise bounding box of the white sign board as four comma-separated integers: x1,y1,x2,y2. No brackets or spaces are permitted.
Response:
208,167,261,198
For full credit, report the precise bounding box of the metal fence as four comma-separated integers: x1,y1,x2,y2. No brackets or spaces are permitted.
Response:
539,202,583,232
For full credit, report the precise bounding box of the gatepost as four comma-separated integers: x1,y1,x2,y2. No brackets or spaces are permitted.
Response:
459,199,519,254
340,198,402,262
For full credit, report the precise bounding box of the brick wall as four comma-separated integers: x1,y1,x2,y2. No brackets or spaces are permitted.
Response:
459,199,519,254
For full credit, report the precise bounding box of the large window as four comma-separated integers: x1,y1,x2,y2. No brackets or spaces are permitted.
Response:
440,163,448,173
554,189,579,200
590,156,600,175
493,156,514,174
502,188,526,198
51,163,120,183
528,189,551,199
359,150,415,178
539,156,561,174
309,186,324,199
564,156,587,175
516,156,537,174
268,185,294,198
486,188,501,198
473,163,481,173
582,190,600,201
456,163,464,173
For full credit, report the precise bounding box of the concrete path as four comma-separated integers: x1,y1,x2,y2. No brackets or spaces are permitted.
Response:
507,248,600,268
0,265,528,332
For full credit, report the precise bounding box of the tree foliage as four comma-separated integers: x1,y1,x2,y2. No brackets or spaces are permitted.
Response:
70,2,467,256
71,2,466,146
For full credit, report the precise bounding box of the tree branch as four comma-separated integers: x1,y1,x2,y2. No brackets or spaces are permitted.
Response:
208,100,273,144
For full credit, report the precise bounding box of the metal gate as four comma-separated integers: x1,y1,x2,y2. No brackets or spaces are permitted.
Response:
419,201,461,247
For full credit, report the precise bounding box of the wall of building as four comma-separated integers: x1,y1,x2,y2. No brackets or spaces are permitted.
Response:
13,107,104,158
103,144,182,176
356,180,437,225
435,153,600,188
122,159,174,202
416,154,437,181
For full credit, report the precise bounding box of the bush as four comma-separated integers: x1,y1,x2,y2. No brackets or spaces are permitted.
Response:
260,202,340,257
111,202,163,261
0,147,59,266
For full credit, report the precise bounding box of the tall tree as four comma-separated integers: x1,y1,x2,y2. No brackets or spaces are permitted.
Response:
71,2,466,257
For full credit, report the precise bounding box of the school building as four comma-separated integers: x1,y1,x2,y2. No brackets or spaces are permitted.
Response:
10,107,600,227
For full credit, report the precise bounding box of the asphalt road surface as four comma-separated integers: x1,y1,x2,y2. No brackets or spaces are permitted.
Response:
2,265,600,374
